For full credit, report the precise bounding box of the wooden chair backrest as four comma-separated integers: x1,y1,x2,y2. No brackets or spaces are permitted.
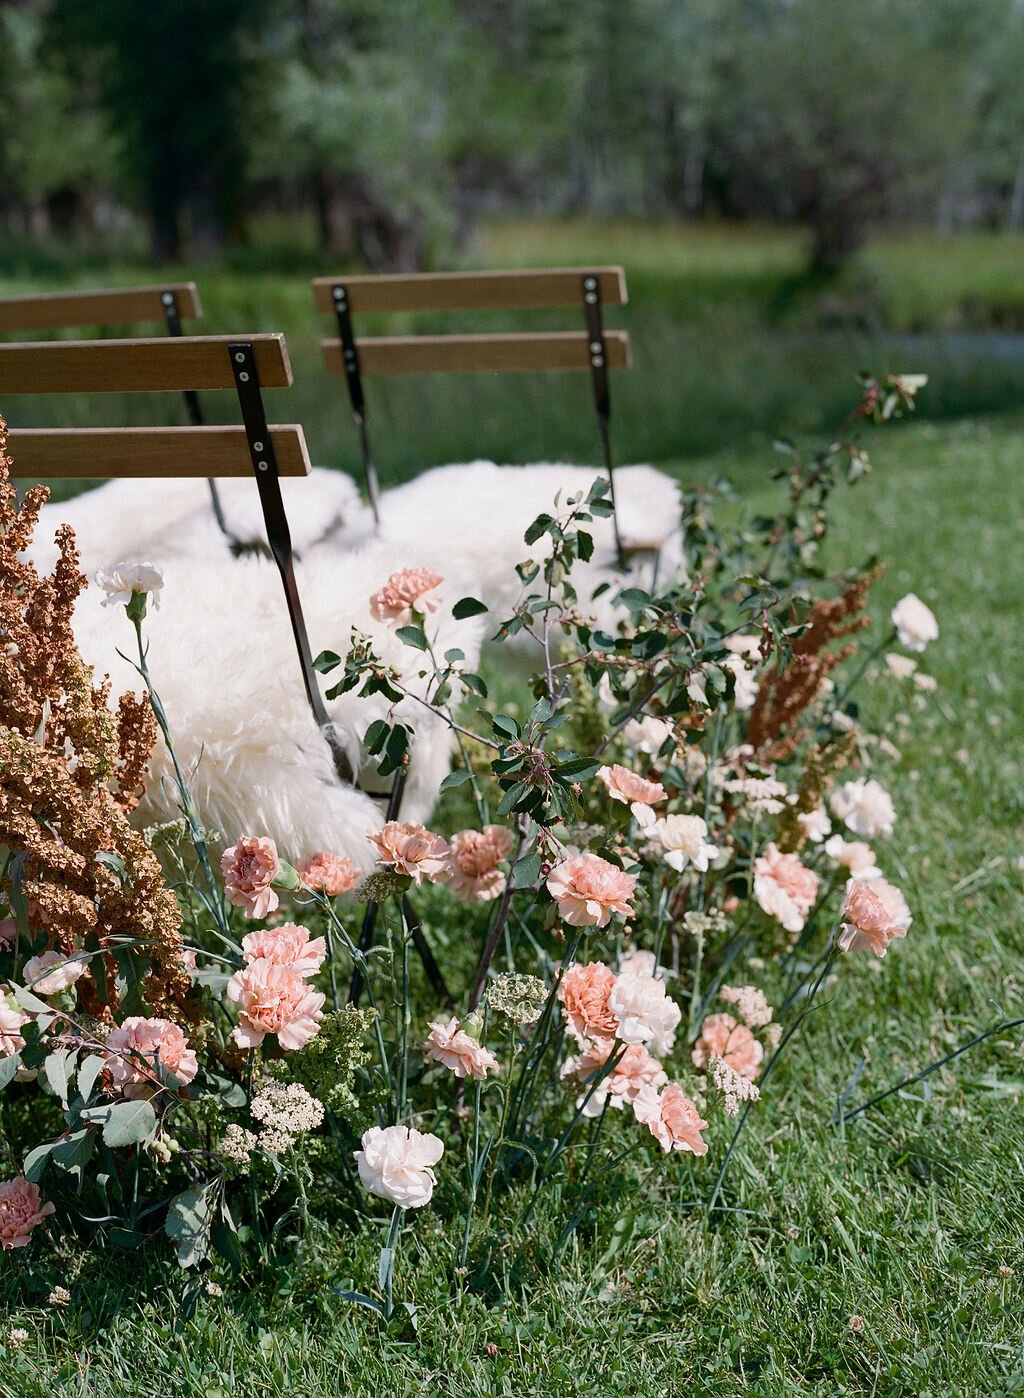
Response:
313,266,630,377
1,335,309,479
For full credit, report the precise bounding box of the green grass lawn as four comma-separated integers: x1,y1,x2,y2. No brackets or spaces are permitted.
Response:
3,409,1023,1396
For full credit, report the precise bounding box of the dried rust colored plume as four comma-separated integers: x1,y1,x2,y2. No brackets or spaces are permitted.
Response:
745,568,880,764
0,419,196,1018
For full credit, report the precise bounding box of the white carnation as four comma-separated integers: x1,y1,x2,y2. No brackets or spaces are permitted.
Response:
891,593,937,652
607,973,682,1056
354,1124,443,1209
95,561,165,610
829,778,896,839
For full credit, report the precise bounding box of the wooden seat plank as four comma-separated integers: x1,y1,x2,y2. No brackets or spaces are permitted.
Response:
0,284,202,332
0,334,292,394
322,330,631,376
312,267,627,315
7,425,310,479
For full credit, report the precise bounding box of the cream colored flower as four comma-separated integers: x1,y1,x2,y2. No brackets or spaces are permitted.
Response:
830,778,896,839
644,814,718,874
607,973,681,1055
94,561,164,610
891,593,938,652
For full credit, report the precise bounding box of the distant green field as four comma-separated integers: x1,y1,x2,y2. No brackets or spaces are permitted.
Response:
5,218,1024,496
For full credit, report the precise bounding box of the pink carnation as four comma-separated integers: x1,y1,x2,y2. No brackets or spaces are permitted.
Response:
753,843,820,934
546,852,636,928
222,836,281,919
691,1012,764,1081
241,923,326,978
441,825,515,902
838,878,911,957
368,821,451,885
597,764,666,827
563,1039,667,1117
633,1082,709,1155
424,1016,500,1080
0,996,30,1058
104,1016,199,1100
298,851,361,897
0,1176,54,1249
558,960,619,1044
369,567,443,626
227,959,325,1050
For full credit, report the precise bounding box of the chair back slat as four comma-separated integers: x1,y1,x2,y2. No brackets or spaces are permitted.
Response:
312,267,627,315
323,330,631,377
7,425,310,479
0,284,202,332
0,334,292,394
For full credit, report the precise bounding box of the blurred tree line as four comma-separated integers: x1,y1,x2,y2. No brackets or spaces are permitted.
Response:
4,0,1024,272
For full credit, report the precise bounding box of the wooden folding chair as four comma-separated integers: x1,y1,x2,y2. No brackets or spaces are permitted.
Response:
311,266,631,557
0,283,237,545
0,332,351,784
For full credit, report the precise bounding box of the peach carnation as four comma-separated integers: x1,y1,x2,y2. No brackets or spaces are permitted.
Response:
632,1082,709,1155
546,852,636,927
22,951,86,996
441,825,515,902
104,1016,199,1099
597,764,666,828
368,821,451,885
369,567,443,626
563,1039,667,1117
222,836,281,919
227,960,325,1050
558,961,619,1044
0,1176,54,1249
753,842,820,934
0,994,30,1059
691,1012,764,1081
298,851,360,897
241,923,326,978
424,1016,500,1080
838,878,911,957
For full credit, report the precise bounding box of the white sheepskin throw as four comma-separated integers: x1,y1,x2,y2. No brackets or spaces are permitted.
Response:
68,546,484,870
335,461,684,640
27,468,370,576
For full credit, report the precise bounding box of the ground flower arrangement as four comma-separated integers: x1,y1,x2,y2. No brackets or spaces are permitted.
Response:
0,381,939,1315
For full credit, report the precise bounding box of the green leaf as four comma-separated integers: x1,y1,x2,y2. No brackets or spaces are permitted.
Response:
333,1288,387,1316
439,770,472,793
23,1142,54,1182
88,1099,157,1148
51,1127,95,1172
108,1226,146,1251
555,757,602,780
452,596,488,619
524,513,554,546
313,649,342,674
77,1053,105,1103
96,850,129,883
511,853,542,889
0,1055,22,1092
491,713,521,740
13,986,52,1016
530,698,555,724
43,1049,76,1104
165,1184,215,1269
395,625,428,651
